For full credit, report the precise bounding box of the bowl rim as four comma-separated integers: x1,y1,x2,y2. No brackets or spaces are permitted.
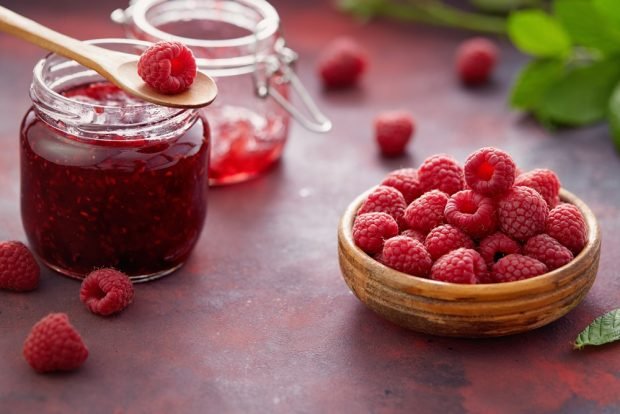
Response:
338,187,601,301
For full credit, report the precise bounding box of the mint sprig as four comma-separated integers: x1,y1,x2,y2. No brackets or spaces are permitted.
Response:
574,309,620,349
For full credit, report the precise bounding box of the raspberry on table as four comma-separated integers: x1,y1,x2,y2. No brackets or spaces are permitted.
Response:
400,229,426,244
374,111,415,157
444,190,497,239
358,185,407,225
492,254,548,283
353,212,399,255
546,204,587,255
381,168,424,204
317,37,368,89
430,248,488,284
455,37,498,86
464,147,516,196
524,234,573,271
80,268,134,316
381,236,432,277
138,41,197,94
498,186,548,241
477,232,521,266
23,313,88,373
417,154,465,195
515,169,561,209
0,241,39,292
424,224,474,261
403,190,449,233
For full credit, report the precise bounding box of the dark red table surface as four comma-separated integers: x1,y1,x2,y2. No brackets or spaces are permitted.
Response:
1,1,620,413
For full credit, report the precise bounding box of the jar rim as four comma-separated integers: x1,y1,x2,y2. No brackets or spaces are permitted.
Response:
131,0,280,49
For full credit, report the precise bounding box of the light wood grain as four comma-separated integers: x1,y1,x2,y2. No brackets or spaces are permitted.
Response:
338,188,601,337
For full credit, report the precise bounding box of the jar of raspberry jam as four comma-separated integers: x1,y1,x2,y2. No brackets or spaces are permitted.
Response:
20,39,211,282
112,0,331,185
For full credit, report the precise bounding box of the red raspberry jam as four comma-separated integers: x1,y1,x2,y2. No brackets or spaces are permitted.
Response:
21,81,210,281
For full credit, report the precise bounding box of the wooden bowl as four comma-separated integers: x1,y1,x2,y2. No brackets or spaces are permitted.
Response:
338,188,601,338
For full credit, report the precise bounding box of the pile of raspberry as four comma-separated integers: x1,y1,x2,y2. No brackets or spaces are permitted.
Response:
352,147,588,284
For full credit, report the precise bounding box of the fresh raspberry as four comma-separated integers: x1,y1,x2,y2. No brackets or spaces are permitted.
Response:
524,234,573,271
444,190,497,239
0,241,39,292
318,37,368,89
358,185,407,225
515,169,561,209
352,212,399,255
80,268,134,316
417,154,465,195
430,248,488,284
403,190,449,233
498,186,548,241
400,229,426,244
492,254,548,283
478,232,521,266
23,313,88,373
138,41,197,94
464,147,516,196
381,168,424,204
424,224,474,261
455,37,498,86
546,204,587,255
374,111,415,157
381,236,432,277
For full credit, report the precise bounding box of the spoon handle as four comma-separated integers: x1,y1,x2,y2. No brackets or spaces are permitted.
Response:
0,5,108,71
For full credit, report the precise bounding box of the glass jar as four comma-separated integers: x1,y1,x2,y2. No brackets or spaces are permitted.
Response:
20,39,211,282
112,0,330,185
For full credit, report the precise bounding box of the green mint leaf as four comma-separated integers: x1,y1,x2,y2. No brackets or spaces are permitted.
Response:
594,0,620,28
574,309,620,349
510,59,564,110
538,58,620,126
608,82,620,151
554,0,620,55
508,10,571,58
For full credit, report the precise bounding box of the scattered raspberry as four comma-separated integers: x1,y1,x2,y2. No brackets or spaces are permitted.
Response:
498,186,548,241
417,154,465,195
464,147,516,196
23,313,88,373
424,224,474,261
515,169,561,209
492,254,548,283
455,37,498,86
138,41,197,94
318,37,368,89
381,168,424,204
400,229,426,244
374,111,415,157
353,212,399,254
478,232,521,266
381,236,432,277
358,185,407,225
546,204,587,255
430,248,488,284
524,234,573,271
444,190,497,239
0,241,39,292
80,268,134,316
403,190,449,233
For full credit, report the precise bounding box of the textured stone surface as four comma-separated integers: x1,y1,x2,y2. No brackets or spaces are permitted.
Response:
1,0,620,413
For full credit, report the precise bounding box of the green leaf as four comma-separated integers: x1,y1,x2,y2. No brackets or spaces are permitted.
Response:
594,0,620,28
537,58,620,125
574,309,620,349
510,59,564,110
508,10,571,58
554,0,620,55
471,0,541,14
608,81,620,151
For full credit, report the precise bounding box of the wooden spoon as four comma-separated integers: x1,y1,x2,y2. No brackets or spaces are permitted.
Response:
0,5,217,109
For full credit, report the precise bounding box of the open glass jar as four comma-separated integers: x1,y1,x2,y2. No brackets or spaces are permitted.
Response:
112,0,330,185
20,39,211,282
